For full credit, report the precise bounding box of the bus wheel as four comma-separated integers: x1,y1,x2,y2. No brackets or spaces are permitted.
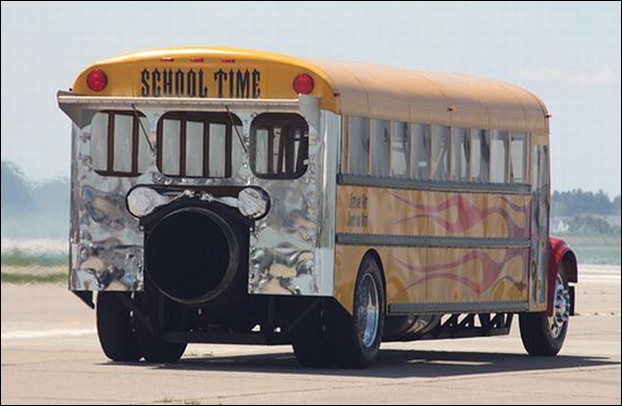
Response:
133,292,187,363
96,292,141,362
291,306,333,368
519,266,570,356
326,255,385,368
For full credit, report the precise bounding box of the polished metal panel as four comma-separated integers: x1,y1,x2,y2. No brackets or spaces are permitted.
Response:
60,95,337,296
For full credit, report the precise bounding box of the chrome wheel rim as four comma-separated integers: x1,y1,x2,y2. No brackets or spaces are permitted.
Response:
356,273,380,348
548,273,570,339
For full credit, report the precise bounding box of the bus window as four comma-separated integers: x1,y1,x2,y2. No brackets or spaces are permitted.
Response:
431,125,450,181
349,116,370,175
391,121,410,177
470,129,490,182
412,123,431,180
251,113,309,179
371,119,390,176
510,132,528,184
157,112,243,178
490,130,509,183
90,111,150,176
451,127,471,182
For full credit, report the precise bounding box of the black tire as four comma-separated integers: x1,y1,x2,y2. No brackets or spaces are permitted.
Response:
325,255,385,368
133,292,187,363
96,292,141,362
291,306,333,368
519,266,570,356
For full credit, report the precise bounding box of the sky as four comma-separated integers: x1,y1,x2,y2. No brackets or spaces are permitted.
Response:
1,1,620,196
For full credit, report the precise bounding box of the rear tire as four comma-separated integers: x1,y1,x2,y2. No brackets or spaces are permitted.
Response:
325,255,385,368
133,291,187,363
292,306,333,368
519,266,570,356
96,292,141,362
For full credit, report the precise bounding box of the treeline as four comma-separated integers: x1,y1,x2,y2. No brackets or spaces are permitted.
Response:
1,161,69,239
1,161,69,215
551,189,620,217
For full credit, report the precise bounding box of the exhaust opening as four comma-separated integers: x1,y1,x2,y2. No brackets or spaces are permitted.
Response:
145,207,240,304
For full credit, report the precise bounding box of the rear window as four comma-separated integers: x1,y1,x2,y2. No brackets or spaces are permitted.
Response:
250,113,309,179
156,112,243,178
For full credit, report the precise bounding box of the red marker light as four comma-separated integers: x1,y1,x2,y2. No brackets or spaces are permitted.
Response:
86,70,107,92
293,73,314,94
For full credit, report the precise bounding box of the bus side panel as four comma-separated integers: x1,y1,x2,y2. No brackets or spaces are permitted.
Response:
336,186,530,239
425,247,528,303
333,244,528,314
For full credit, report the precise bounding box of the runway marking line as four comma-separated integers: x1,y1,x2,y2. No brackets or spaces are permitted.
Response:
1,328,96,340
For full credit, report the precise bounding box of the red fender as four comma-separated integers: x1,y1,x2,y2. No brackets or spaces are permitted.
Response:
547,237,578,315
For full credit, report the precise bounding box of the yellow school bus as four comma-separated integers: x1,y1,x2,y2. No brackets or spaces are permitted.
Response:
58,47,578,368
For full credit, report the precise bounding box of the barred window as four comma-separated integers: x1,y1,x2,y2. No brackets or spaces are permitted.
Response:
90,111,150,177
251,113,309,179
157,112,243,178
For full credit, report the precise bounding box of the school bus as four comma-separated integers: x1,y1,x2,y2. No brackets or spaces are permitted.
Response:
58,47,578,368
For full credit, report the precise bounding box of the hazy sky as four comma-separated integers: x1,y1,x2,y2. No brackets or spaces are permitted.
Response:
1,1,620,196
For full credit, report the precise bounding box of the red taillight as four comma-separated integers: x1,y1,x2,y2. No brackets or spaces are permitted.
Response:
86,70,107,92
292,73,314,95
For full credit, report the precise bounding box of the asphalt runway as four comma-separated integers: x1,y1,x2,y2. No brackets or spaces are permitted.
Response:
1,265,620,405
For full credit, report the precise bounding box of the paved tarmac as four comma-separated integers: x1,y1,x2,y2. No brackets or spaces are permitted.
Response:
1,265,620,405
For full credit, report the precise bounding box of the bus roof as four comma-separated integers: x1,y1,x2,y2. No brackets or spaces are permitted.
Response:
71,47,549,133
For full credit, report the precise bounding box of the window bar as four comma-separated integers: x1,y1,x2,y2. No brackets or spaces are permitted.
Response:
225,124,233,178
107,113,115,173
203,120,210,177
131,115,140,175
179,119,187,177
267,127,274,175
297,129,309,173
156,120,163,173
277,127,286,174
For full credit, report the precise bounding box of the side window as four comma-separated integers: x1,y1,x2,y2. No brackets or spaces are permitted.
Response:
412,123,431,180
348,116,370,175
91,111,150,176
157,112,243,178
431,125,450,181
490,130,509,183
451,127,471,182
470,129,490,182
251,113,308,179
371,119,390,176
391,121,410,177
510,132,528,184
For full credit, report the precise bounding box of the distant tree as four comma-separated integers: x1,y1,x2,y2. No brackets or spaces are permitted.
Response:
614,195,621,215
551,188,617,216
1,161,34,212
567,214,617,235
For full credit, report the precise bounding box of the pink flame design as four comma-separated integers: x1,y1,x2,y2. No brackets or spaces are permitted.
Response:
389,193,529,237
391,248,527,295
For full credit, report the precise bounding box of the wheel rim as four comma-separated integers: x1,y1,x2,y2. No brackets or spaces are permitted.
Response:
356,272,380,348
548,273,570,339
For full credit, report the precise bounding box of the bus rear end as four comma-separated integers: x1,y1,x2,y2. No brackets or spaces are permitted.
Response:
58,48,340,364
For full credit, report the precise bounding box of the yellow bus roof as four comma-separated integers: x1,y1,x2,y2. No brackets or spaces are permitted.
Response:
72,46,549,133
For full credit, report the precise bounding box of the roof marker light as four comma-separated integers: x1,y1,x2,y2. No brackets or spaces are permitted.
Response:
86,70,107,92
293,73,314,95
190,57,204,63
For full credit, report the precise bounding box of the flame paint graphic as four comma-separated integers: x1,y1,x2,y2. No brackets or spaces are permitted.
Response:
392,248,527,295
389,193,529,237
